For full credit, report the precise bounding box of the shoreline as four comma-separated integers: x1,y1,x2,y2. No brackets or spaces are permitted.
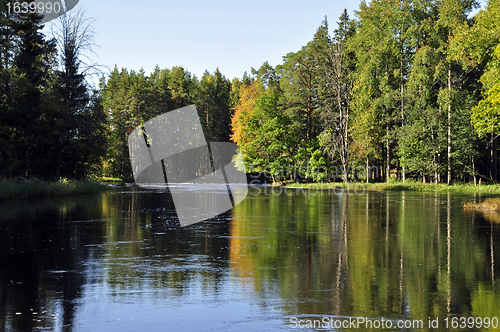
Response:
282,181,500,194
0,178,109,201
3,178,500,201
463,197,500,211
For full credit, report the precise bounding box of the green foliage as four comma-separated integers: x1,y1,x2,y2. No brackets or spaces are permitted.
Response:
349,0,414,180
0,178,107,200
319,10,355,182
0,6,107,179
226,2,498,184
100,66,234,178
1,0,499,184
278,19,329,144
471,81,500,137
303,145,330,182
241,87,295,180
197,69,232,142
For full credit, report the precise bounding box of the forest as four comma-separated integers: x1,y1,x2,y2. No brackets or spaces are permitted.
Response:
1,0,500,184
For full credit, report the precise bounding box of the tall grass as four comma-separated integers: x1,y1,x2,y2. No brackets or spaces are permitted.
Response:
462,197,500,211
94,176,134,183
285,180,500,194
0,178,108,200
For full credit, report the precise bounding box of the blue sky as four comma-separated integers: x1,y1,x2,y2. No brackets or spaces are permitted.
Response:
42,0,486,84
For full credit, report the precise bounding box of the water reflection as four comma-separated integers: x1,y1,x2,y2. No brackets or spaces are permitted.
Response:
0,195,105,331
0,188,499,331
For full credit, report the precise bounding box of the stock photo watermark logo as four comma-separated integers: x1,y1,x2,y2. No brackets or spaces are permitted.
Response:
7,0,79,24
128,105,249,227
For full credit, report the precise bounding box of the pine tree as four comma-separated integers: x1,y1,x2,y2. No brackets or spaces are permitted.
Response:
8,9,54,177
197,69,232,142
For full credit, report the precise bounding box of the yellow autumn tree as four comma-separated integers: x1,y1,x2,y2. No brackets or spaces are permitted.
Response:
230,81,263,146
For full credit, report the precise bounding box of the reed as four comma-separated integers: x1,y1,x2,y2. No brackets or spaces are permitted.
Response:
0,178,108,200
285,180,500,194
462,197,500,211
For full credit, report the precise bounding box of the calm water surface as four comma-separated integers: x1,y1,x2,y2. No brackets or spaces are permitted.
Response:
0,186,499,331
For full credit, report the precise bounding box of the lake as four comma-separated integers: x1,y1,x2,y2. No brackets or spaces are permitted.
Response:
0,186,499,331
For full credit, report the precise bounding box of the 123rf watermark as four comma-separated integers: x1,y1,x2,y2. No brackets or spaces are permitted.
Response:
290,316,499,330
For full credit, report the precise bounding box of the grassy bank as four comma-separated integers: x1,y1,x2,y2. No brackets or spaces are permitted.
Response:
0,178,109,200
463,197,500,211
96,176,134,183
284,180,500,194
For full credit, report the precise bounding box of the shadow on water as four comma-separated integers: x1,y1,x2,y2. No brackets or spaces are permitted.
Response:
0,188,232,331
0,194,102,331
0,187,499,331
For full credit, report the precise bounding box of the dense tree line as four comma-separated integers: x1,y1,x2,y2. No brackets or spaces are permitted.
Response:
100,67,234,178
0,2,105,179
2,0,499,184
0,3,236,180
231,0,500,184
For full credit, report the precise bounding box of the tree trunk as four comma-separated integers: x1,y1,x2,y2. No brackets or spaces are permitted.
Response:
386,123,390,182
377,160,381,182
432,127,438,184
366,155,370,183
437,105,442,184
25,142,31,178
307,95,312,142
342,110,349,184
472,155,477,186
400,54,405,183
494,135,498,181
447,67,452,186
74,146,79,179
489,134,498,181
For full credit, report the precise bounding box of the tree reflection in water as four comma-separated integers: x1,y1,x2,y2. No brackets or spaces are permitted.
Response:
0,187,499,331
